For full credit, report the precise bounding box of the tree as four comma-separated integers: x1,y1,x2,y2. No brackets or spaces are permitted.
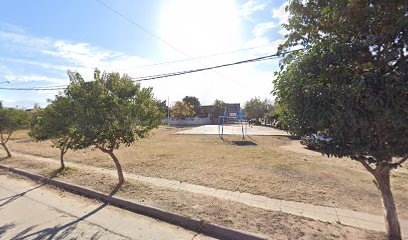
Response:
29,96,75,169
212,99,226,120
171,101,195,124
0,105,30,157
66,70,162,183
244,97,274,123
264,108,279,125
273,1,407,239
182,96,200,116
154,99,168,118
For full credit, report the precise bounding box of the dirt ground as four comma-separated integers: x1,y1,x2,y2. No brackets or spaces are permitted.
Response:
4,127,408,220
0,161,384,240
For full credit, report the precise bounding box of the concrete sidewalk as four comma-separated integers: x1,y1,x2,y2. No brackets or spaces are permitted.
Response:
5,151,408,235
0,174,212,240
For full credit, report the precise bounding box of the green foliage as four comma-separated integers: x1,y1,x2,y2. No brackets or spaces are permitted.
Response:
30,96,75,153
66,70,162,151
274,3,407,236
0,105,30,157
171,101,195,120
0,107,31,135
154,99,168,118
182,96,200,116
212,99,226,117
274,0,408,163
264,108,279,122
244,97,274,120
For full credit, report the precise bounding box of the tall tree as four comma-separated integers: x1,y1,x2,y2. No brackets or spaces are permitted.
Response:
273,1,407,239
66,70,162,183
154,99,168,118
29,96,75,169
182,96,200,116
212,99,226,120
264,108,279,125
171,101,195,124
244,97,274,123
0,106,30,157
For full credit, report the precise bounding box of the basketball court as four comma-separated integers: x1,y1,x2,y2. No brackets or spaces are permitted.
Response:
176,124,289,136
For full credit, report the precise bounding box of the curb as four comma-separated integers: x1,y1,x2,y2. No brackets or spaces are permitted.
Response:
0,164,266,240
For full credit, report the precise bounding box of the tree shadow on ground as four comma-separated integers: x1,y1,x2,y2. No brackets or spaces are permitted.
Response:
0,166,68,208
9,182,123,240
230,140,257,146
0,222,16,238
220,135,257,146
0,184,44,208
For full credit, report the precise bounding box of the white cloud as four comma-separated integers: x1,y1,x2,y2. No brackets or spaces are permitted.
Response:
4,74,67,85
272,2,289,36
252,22,277,38
0,24,280,107
0,29,156,83
0,57,69,71
239,0,267,20
0,21,26,34
0,30,51,49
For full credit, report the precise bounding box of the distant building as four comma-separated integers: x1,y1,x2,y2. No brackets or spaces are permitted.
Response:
224,103,240,118
167,103,244,126
200,103,241,124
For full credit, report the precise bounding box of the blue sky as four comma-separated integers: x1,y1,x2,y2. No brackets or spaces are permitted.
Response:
0,0,288,108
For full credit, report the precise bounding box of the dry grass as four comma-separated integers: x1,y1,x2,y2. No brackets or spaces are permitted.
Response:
6,127,408,219
0,158,384,240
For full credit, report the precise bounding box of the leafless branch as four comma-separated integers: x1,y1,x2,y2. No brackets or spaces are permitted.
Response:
390,156,408,169
356,157,375,175
5,131,12,143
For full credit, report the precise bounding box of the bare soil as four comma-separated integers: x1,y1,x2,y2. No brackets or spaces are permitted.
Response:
5,127,408,219
0,158,384,240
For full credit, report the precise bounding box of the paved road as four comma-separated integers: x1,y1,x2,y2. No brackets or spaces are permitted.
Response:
0,174,212,240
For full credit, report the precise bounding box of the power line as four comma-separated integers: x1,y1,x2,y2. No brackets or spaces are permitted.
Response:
131,54,283,81
0,49,300,91
95,0,239,85
138,43,281,68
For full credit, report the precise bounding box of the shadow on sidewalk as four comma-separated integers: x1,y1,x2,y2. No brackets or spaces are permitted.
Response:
9,182,123,240
0,184,44,208
0,222,16,238
0,166,70,208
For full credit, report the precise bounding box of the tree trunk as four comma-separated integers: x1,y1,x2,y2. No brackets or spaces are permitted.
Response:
107,151,124,184
1,142,11,157
59,148,65,169
374,169,401,240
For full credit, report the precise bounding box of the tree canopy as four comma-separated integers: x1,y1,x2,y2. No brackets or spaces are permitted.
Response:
182,96,200,116
273,1,407,238
0,105,31,157
171,101,195,122
65,69,162,183
212,99,226,118
154,99,168,118
244,97,274,121
30,96,75,169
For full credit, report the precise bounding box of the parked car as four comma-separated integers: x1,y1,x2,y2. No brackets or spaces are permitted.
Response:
300,133,333,150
